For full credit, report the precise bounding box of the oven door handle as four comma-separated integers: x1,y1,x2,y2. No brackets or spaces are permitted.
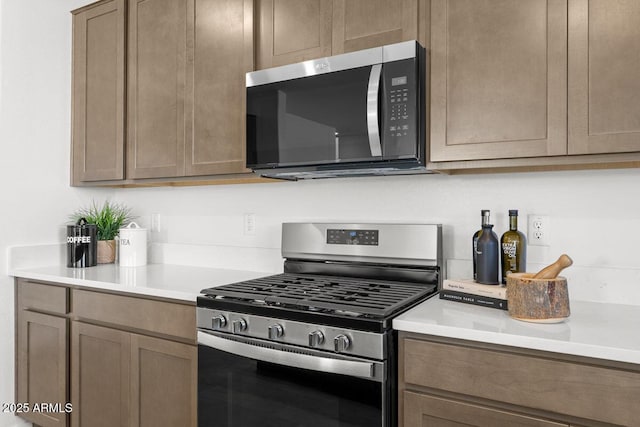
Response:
198,331,379,381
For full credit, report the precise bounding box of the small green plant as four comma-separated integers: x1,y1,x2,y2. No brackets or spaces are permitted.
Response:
71,200,134,241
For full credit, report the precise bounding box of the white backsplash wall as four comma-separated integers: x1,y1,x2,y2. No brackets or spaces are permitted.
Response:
115,168,640,306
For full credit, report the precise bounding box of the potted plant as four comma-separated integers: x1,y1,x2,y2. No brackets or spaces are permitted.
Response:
71,200,134,264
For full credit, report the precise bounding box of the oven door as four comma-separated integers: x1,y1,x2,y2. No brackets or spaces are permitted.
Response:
197,330,388,427
246,64,384,169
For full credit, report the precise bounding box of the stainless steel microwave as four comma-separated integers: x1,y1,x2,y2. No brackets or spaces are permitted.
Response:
246,41,428,180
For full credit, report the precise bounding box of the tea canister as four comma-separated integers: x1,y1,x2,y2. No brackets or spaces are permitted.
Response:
118,222,147,267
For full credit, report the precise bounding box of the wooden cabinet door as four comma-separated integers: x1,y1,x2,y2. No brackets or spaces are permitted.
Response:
332,0,422,54
430,0,567,162
568,0,640,154
127,0,188,179
131,334,197,427
403,391,567,427
16,311,68,427
71,322,130,427
184,0,252,176
71,0,125,184
255,0,332,69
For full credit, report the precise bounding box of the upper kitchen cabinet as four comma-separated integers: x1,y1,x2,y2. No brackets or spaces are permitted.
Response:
128,0,252,179
71,0,254,185
568,0,640,155
184,0,253,176
332,0,424,54
254,0,426,69
429,0,568,162
255,0,332,69
127,0,188,179
71,0,126,184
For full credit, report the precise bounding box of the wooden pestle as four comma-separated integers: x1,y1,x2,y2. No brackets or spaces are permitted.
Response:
533,254,573,279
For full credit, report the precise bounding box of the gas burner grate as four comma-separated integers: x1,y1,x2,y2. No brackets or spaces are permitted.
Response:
202,273,434,318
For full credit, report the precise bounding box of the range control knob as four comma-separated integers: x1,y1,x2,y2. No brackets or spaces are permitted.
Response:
268,324,284,340
211,315,227,330
232,319,248,334
334,334,351,352
308,330,325,347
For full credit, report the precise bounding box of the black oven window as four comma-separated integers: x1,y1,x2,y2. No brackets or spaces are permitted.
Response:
199,345,382,427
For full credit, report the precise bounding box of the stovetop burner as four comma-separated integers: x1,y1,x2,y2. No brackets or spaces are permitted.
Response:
198,223,441,332
200,272,436,320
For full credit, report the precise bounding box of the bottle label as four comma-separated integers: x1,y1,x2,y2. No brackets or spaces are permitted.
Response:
502,242,516,259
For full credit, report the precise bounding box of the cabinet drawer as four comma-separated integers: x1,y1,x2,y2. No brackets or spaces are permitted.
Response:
72,289,195,342
17,279,69,314
403,391,567,427
403,338,640,426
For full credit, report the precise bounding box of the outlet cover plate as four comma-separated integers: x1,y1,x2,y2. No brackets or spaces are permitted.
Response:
528,215,550,246
244,213,256,235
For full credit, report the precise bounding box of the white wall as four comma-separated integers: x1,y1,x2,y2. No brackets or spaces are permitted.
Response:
2,1,640,426
0,1,112,426
116,169,640,306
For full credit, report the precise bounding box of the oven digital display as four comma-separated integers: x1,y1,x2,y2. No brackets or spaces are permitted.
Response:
327,229,379,245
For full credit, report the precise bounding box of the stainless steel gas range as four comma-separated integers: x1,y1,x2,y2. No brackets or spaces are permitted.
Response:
196,222,442,427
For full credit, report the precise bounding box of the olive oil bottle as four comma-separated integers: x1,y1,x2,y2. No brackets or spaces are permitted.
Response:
501,210,527,284
472,210,491,280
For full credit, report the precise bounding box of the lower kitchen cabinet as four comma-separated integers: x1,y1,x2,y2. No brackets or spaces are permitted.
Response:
16,310,69,427
399,332,640,427
71,322,197,427
71,322,130,427
131,334,197,426
69,288,197,427
15,280,69,427
403,391,567,427
14,278,197,427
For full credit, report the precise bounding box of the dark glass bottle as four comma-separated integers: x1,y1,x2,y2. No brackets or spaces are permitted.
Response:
476,224,499,285
501,209,527,284
472,210,491,280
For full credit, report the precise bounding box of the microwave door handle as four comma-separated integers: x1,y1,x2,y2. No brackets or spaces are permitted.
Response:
197,331,378,381
366,64,383,157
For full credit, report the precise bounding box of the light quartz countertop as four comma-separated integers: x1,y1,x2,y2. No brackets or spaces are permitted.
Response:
10,264,268,302
393,295,640,365
10,247,639,366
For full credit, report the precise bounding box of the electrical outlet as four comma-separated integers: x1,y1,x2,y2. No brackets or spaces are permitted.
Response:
528,215,550,246
151,213,161,233
244,213,256,235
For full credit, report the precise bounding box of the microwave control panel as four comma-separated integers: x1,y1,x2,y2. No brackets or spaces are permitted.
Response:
382,57,419,159
389,79,410,133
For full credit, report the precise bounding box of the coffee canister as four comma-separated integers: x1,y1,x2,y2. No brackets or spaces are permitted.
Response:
119,222,147,267
67,218,97,268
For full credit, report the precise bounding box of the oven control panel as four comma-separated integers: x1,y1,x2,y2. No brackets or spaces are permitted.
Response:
197,308,384,360
327,229,379,246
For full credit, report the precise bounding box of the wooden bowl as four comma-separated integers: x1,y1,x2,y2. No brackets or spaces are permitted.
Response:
506,272,570,323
